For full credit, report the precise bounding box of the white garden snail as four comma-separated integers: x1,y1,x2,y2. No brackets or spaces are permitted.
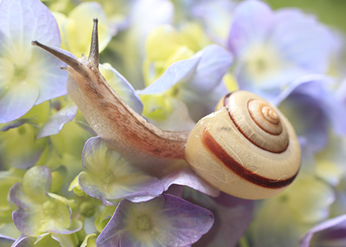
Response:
32,19,301,200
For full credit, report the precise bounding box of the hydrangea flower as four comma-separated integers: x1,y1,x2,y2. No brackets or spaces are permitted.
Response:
139,43,233,121
9,166,82,237
0,0,68,123
96,194,214,247
227,0,337,100
78,137,165,205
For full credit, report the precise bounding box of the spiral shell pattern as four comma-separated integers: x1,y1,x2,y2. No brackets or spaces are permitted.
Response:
185,91,301,200
217,92,289,153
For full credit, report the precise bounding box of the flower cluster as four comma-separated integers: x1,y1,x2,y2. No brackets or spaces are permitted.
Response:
1,0,346,246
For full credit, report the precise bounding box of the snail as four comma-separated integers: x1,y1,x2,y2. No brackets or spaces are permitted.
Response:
31,19,301,200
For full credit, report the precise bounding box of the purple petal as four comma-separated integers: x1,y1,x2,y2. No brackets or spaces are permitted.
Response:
37,104,78,139
80,137,164,205
235,62,307,101
277,76,346,151
161,167,220,197
272,74,332,105
12,207,42,237
32,52,68,104
187,45,233,93
9,183,33,209
0,234,15,246
81,136,104,170
227,0,274,57
300,215,346,247
11,235,34,247
96,194,214,247
30,47,73,104
138,56,201,95
191,0,236,45
0,0,60,57
0,118,30,132
12,237,33,247
0,0,68,121
184,189,254,247
279,91,329,152
0,83,39,124
271,9,336,73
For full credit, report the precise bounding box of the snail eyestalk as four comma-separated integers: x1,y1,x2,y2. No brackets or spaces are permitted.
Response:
31,40,87,77
88,18,99,68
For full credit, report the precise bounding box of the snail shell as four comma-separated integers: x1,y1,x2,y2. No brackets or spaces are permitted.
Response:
185,91,301,200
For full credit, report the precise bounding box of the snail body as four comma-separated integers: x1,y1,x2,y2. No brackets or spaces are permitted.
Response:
32,19,301,199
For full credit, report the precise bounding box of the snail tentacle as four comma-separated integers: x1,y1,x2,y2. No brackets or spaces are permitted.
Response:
88,18,99,68
31,40,87,77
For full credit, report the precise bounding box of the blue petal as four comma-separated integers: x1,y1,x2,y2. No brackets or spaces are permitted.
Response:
187,44,233,93
300,214,346,247
31,47,74,104
191,0,236,45
185,190,254,247
0,83,39,124
12,235,34,247
271,9,337,73
96,194,214,247
138,56,201,95
37,104,78,139
0,234,14,246
227,0,274,57
277,76,346,152
0,0,61,57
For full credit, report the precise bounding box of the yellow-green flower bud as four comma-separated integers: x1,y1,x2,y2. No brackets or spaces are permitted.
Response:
50,171,63,193
80,201,96,218
146,25,180,61
140,94,173,121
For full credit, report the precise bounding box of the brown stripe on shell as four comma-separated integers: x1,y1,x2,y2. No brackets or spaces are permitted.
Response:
202,129,297,189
